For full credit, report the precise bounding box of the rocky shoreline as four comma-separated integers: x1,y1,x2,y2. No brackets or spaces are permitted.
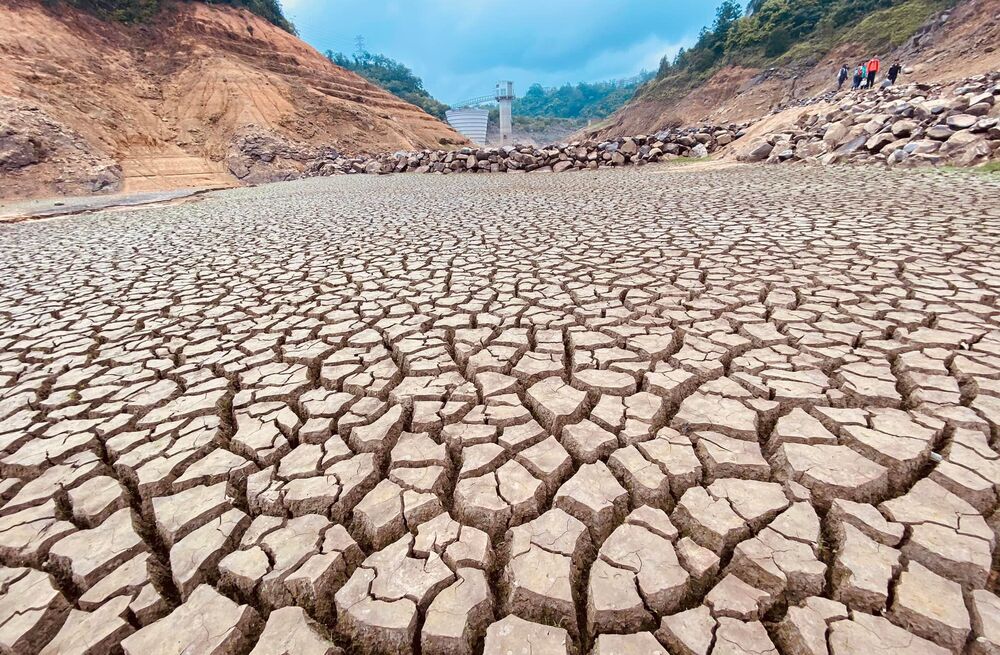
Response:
737,71,1000,167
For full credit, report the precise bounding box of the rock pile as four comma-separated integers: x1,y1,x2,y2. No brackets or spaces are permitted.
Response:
226,129,341,185
0,98,123,196
297,125,749,178
738,72,1000,167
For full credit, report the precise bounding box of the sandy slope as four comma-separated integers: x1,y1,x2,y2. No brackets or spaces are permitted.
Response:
0,0,465,199
589,0,1000,138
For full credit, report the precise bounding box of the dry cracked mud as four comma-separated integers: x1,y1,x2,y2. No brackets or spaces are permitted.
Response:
1,164,999,655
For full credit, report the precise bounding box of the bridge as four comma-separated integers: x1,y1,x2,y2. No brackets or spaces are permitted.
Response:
446,81,515,145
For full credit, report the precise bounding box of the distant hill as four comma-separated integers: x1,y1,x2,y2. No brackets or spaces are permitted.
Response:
588,0,1000,138
482,74,655,145
514,74,654,120
647,0,954,99
320,48,653,144
325,50,450,120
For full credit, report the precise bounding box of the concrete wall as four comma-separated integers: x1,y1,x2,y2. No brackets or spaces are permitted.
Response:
446,108,490,145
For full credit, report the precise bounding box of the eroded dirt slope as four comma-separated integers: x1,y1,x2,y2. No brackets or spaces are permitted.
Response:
590,0,1000,138
0,0,466,199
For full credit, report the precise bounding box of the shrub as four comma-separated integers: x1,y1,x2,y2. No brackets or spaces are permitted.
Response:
60,0,295,32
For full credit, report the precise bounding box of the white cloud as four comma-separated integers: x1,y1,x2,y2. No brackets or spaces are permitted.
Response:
425,36,689,103
285,1,711,100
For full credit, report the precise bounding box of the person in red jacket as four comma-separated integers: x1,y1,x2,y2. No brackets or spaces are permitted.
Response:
866,57,881,88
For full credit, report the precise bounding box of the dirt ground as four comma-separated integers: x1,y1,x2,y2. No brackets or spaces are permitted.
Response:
1,164,999,654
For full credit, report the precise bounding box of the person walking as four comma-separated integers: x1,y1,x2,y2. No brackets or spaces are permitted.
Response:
866,56,881,88
838,64,849,90
887,62,902,85
852,63,866,90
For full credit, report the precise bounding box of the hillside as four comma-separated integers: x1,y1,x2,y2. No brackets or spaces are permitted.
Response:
326,50,450,120
588,0,1000,138
0,0,465,199
514,74,654,121
63,0,295,32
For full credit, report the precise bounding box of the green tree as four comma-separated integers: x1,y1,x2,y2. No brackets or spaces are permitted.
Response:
650,0,949,86
713,0,743,46
508,73,654,120
657,55,672,76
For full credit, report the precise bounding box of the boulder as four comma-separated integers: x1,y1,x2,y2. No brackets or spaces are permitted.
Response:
796,141,828,159
926,126,955,141
891,120,918,138
946,114,978,130
867,133,897,152
904,139,940,155
690,143,709,159
948,137,992,166
0,132,41,171
744,142,774,162
823,122,850,145
973,118,998,133
833,135,868,157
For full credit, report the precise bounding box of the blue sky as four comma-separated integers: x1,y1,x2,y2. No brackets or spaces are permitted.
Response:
279,0,718,104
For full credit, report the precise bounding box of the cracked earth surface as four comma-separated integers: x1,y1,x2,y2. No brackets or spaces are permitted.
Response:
1,165,1000,655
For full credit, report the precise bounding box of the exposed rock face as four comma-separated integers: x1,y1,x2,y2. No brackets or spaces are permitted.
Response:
0,98,123,197
0,0,466,200
227,130,341,186
0,132,41,172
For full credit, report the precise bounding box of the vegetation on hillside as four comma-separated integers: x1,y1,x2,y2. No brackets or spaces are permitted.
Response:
52,0,295,32
487,111,586,135
512,74,654,120
325,50,450,120
321,50,649,125
645,0,955,101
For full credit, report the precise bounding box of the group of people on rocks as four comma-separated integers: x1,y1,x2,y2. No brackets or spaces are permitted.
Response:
837,57,903,91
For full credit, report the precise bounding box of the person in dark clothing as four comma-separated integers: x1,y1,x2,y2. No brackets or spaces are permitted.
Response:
838,65,849,90
852,63,866,90
887,63,902,85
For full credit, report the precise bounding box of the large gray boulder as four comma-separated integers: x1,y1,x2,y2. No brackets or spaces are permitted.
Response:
744,141,774,162
946,114,978,130
0,132,41,171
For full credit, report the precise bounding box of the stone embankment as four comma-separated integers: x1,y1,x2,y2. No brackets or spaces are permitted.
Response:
231,125,749,182
738,71,1000,167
